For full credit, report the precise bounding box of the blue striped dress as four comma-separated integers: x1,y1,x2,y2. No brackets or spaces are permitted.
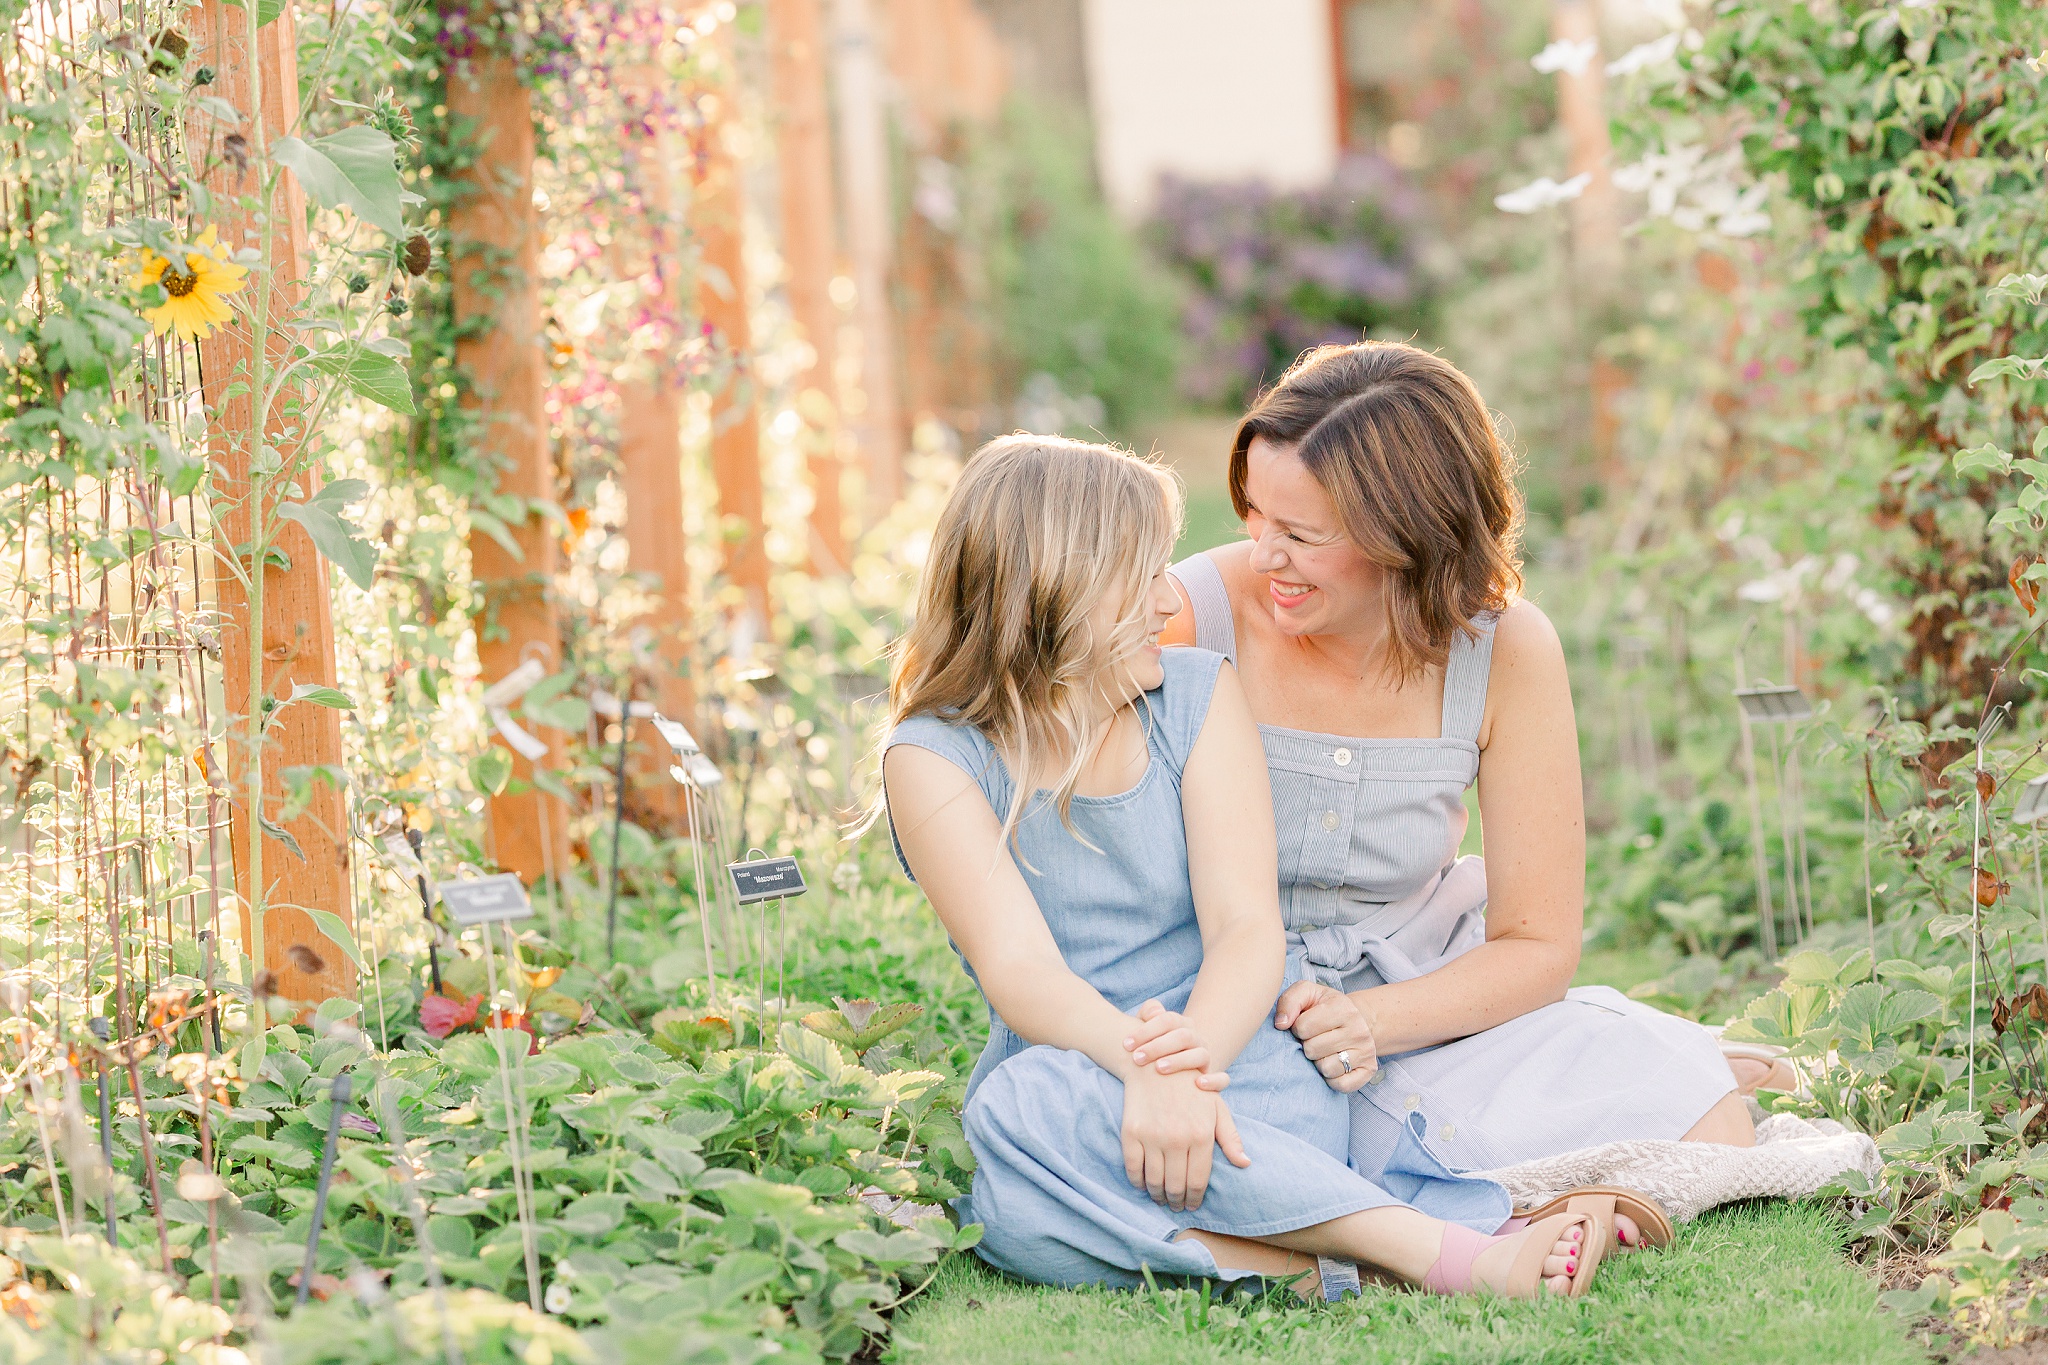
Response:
1172,551,1735,1179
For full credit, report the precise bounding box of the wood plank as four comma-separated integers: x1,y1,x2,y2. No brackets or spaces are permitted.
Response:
446,41,569,886
188,0,355,1006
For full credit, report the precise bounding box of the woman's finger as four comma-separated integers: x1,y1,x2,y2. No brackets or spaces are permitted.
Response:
1122,1131,1145,1189
1272,980,1325,1030
1215,1101,1250,1169
1290,997,1359,1043
1331,1064,1375,1093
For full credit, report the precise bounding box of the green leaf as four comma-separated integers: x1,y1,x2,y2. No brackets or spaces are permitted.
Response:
222,0,286,26
278,479,379,589
305,908,364,971
1954,442,2013,476
306,346,416,414
258,815,305,861
271,126,406,237
469,747,513,797
289,682,355,710
1968,356,2048,385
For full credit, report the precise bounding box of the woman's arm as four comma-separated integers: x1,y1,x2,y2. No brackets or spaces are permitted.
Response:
1174,663,1287,1070
1344,599,1585,1053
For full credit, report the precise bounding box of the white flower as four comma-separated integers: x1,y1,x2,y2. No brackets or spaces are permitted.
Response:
1606,31,1683,77
1494,173,1592,214
1531,38,1598,76
544,1280,572,1314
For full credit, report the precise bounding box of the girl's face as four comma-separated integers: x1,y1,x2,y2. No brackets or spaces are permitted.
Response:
1241,437,1380,639
1082,560,1182,706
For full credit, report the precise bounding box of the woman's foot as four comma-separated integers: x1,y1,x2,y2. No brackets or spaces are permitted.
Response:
1500,1210,1643,1251
1424,1214,1598,1298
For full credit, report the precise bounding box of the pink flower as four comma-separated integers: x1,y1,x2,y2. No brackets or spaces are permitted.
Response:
420,991,482,1039
1741,360,1765,382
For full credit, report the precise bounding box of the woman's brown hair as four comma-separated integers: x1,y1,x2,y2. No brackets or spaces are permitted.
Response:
1229,341,1524,680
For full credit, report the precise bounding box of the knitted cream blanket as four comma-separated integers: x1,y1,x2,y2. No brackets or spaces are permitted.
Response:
1472,1112,1881,1223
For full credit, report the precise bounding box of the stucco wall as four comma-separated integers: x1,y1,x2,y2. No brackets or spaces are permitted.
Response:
1081,0,1340,218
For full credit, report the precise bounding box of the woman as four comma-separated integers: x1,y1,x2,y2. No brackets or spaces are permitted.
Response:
882,434,1621,1297
1161,343,1754,1236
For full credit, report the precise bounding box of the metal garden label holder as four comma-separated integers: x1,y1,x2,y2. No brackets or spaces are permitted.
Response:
431,868,545,1310
654,713,730,1010
1733,681,1814,958
729,851,808,1047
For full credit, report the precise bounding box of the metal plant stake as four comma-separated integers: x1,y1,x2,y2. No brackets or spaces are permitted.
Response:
591,688,652,963
406,826,443,996
296,1072,351,1307
90,1016,115,1244
728,853,809,1046
1734,680,1814,954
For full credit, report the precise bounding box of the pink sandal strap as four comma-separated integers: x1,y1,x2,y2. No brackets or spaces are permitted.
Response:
1421,1222,1492,1294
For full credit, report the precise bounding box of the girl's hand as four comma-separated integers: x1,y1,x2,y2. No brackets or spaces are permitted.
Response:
1124,1000,1233,1092
1274,980,1379,1092
1122,999,1216,1078
1119,1068,1250,1211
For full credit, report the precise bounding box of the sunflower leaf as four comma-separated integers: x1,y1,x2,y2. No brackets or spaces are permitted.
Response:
306,346,416,414
277,479,379,590
272,126,406,237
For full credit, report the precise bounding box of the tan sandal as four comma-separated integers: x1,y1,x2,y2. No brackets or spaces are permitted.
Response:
1516,1185,1674,1252
1422,1211,1605,1298
1720,1041,1806,1097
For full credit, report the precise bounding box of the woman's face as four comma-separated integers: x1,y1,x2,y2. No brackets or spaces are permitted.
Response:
1082,560,1182,705
1242,437,1379,639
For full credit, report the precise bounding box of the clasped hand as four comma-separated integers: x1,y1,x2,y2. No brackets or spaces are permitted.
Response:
1117,1000,1246,1211
1273,980,1379,1092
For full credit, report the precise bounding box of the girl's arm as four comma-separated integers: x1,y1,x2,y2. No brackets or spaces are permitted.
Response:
1329,599,1585,1054
884,742,1153,1075
885,739,1251,1211
1173,663,1287,1070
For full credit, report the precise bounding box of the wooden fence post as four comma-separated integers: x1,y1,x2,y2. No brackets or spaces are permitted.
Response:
614,44,696,826
692,41,770,629
829,0,904,517
189,0,354,1005
766,0,850,572
446,30,569,886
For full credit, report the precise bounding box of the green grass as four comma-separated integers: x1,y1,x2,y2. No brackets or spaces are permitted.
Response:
890,1203,1926,1365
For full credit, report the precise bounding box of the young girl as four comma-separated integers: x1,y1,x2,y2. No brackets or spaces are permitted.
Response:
881,434,1615,1298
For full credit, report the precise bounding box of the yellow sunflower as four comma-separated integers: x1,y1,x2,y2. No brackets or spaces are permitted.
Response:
132,224,248,341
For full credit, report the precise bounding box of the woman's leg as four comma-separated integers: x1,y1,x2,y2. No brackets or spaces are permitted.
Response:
1183,1205,1586,1297
1682,1089,1757,1146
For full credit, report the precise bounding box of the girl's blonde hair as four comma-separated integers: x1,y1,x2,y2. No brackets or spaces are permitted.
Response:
885,433,1183,852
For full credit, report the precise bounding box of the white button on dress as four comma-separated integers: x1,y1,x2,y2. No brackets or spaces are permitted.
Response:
1321,810,1339,831
1334,747,1353,766
1403,1095,1420,1112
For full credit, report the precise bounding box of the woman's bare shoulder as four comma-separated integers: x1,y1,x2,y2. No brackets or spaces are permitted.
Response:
1479,598,1570,745
1164,543,1254,646
1489,597,1564,665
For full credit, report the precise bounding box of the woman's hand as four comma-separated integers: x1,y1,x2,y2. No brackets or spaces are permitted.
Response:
1274,980,1379,1092
1119,1067,1250,1211
1121,1000,1229,1091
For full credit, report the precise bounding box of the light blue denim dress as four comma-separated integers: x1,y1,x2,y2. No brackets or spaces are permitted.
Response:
885,647,1510,1289
1173,552,1736,1180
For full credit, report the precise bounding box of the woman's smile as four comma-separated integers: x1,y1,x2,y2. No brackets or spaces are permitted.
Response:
1268,578,1316,610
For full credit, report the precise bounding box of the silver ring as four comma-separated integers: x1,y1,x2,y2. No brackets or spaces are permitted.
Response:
1337,1050,1353,1073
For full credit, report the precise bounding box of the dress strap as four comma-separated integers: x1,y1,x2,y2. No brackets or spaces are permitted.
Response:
1169,553,1238,664
1439,613,1497,745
